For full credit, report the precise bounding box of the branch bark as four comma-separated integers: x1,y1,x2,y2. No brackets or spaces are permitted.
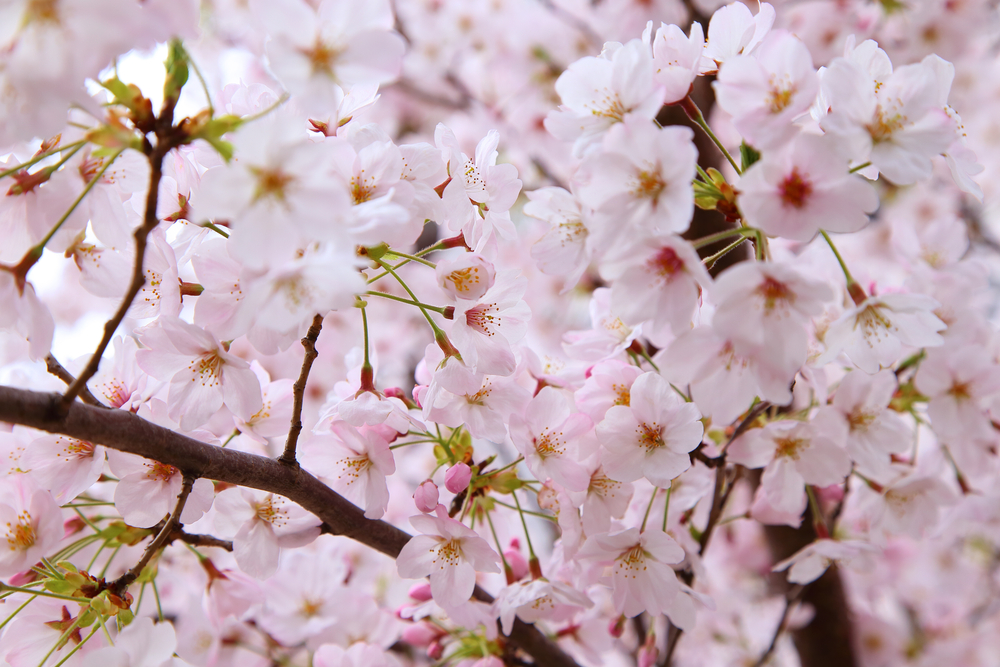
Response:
0,385,582,667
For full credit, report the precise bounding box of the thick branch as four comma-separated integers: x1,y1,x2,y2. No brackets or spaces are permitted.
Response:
0,386,582,667
279,314,324,465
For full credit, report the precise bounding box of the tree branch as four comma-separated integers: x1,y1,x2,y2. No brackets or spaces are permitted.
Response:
0,386,582,667
110,474,194,596
278,314,323,466
45,355,105,408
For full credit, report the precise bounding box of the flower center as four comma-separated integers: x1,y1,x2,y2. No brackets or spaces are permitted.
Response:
350,174,375,204
779,168,812,209
25,0,60,24
636,422,665,451
146,461,178,482
756,277,793,313
649,246,684,277
633,170,666,203
589,92,626,121
616,544,647,575
612,383,630,407
445,267,483,296
533,428,566,459
466,303,499,335
774,436,807,460
6,511,36,551
433,538,463,569
250,166,295,204
336,455,373,484
303,39,341,78
255,495,289,526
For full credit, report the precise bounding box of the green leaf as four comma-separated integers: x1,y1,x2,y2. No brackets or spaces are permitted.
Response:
740,141,761,171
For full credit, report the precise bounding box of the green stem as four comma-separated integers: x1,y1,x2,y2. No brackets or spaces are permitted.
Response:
683,98,742,175
637,348,660,372
202,221,230,238
484,508,512,575
511,492,538,561
385,249,437,268
0,140,86,180
152,580,164,622
703,236,749,270
849,161,871,174
52,624,101,667
35,149,124,252
0,584,85,603
484,456,524,477
183,45,215,118
490,499,556,521
221,430,239,448
640,487,659,533
819,230,856,285
372,259,447,336
691,227,755,249
662,483,673,532
365,290,449,315
0,595,36,633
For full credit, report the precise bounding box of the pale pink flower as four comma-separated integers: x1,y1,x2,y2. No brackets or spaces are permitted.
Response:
108,451,215,528
820,41,957,185
712,261,833,392
509,387,594,492
545,39,664,157
314,643,390,667
915,345,1000,446
396,513,502,608
728,412,851,516
578,457,635,536
213,487,323,579
22,434,105,503
435,125,522,252
449,270,531,377
88,336,148,411
577,119,697,237
82,617,189,667
648,21,704,104
494,578,594,636
436,254,496,302
829,370,910,480
256,550,348,644
702,1,776,71
574,359,642,423
596,372,703,488
861,473,956,542
0,475,63,577
715,30,818,149
816,292,946,373
577,527,684,618
300,422,395,520
772,538,877,584
604,234,711,335
233,363,295,447
136,316,263,430
524,186,591,292
563,288,641,362
737,133,879,241
0,271,53,361
428,373,531,443
253,0,404,115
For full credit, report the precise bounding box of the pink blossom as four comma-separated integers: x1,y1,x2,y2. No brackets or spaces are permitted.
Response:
445,462,472,494
737,133,879,242
108,451,215,528
596,372,703,488
0,475,63,577
509,387,594,492
396,513,501,608
448,270,530,377
577,527,684,618
436,253,496,302
414,480,439,513
773,538,877,584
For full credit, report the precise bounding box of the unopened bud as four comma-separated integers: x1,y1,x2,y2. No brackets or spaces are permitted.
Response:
408,581,433,601
609,615,626,638
427,640,444,660
445,462,472,494
414,480,440,513
504,547,529,582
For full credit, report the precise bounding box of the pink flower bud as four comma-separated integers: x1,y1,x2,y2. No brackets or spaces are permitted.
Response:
402,622,442,647
609,615,626,638
445,462,472,493
504,547,529,582
427,640,444,660
408,581,433,601
414,480,439,513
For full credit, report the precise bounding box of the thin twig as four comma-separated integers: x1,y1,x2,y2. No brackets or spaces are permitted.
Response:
61,142,168,408
44,355,105,408
278,314,324,465
752,585,806,667
109,474,195,595
170,530,233,552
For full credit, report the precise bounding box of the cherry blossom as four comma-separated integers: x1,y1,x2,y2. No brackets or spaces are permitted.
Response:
0,475,63,577
596,372,703,487
509,387,594,492
396,512,502,608
301,422,395,520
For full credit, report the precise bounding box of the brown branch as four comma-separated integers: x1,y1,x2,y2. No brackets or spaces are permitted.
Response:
752,584,806,667
62,141,168,407
170,529,233,551
0,385,582,667
278,314,323,466
45,355,105,408
109,474,194,596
